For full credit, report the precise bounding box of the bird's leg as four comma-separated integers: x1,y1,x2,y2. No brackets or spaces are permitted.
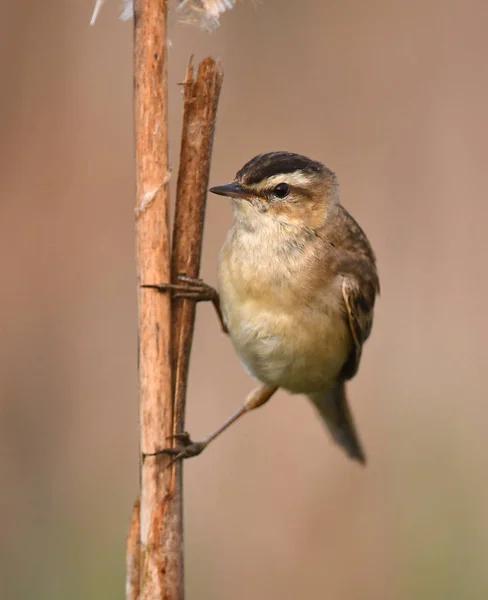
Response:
144,384,278,463
142,274,227,333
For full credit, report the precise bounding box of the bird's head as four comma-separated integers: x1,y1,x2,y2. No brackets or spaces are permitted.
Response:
210,151,339,230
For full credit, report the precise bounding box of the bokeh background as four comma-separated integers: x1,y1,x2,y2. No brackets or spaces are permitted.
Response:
1,1,488,598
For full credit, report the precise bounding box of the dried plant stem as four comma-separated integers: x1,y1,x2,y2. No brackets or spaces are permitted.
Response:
128,2,223,595
168,62,223,585
132,0,180,599
171,57,224,435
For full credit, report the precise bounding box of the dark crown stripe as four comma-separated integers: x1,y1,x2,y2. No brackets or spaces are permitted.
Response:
236,152,326,185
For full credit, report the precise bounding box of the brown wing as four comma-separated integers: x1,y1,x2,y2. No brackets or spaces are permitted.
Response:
340,274,377,380
325,206,380,381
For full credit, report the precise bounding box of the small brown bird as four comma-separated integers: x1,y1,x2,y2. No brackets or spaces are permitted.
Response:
153,152,379,464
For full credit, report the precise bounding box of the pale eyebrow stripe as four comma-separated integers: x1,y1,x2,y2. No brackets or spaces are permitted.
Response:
250,172,316,195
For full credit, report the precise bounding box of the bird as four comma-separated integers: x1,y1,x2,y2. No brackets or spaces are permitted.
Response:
148,151,379,464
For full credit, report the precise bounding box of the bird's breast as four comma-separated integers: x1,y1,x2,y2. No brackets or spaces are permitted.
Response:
218,226,350,393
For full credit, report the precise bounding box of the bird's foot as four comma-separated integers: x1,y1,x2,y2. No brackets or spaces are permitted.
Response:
144,432,209,465
142,275,228,333
142,275,218,303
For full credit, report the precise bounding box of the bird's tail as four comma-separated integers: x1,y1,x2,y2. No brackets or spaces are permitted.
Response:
308,383,366,464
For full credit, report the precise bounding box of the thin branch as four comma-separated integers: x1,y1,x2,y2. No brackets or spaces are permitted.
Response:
133,1,180,599
165,58,223,597
131,1,223,597
171,57,224,434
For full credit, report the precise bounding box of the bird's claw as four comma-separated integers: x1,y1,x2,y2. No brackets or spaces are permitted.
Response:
142,275,228,334
144,432,208,467
142,274,218,302
161,439,208,460
166,431,192,445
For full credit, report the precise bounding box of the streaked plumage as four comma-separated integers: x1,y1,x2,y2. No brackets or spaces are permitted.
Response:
212,152,379,463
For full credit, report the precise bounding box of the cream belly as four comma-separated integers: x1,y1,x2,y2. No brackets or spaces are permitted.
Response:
222,298,350,393
218,235,351,393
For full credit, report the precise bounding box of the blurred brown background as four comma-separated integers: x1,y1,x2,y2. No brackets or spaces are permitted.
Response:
1,1,487,598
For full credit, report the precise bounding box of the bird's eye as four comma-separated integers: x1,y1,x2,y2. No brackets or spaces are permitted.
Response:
273,183,289,198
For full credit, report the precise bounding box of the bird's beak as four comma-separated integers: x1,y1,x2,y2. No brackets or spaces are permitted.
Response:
209,182,251,200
